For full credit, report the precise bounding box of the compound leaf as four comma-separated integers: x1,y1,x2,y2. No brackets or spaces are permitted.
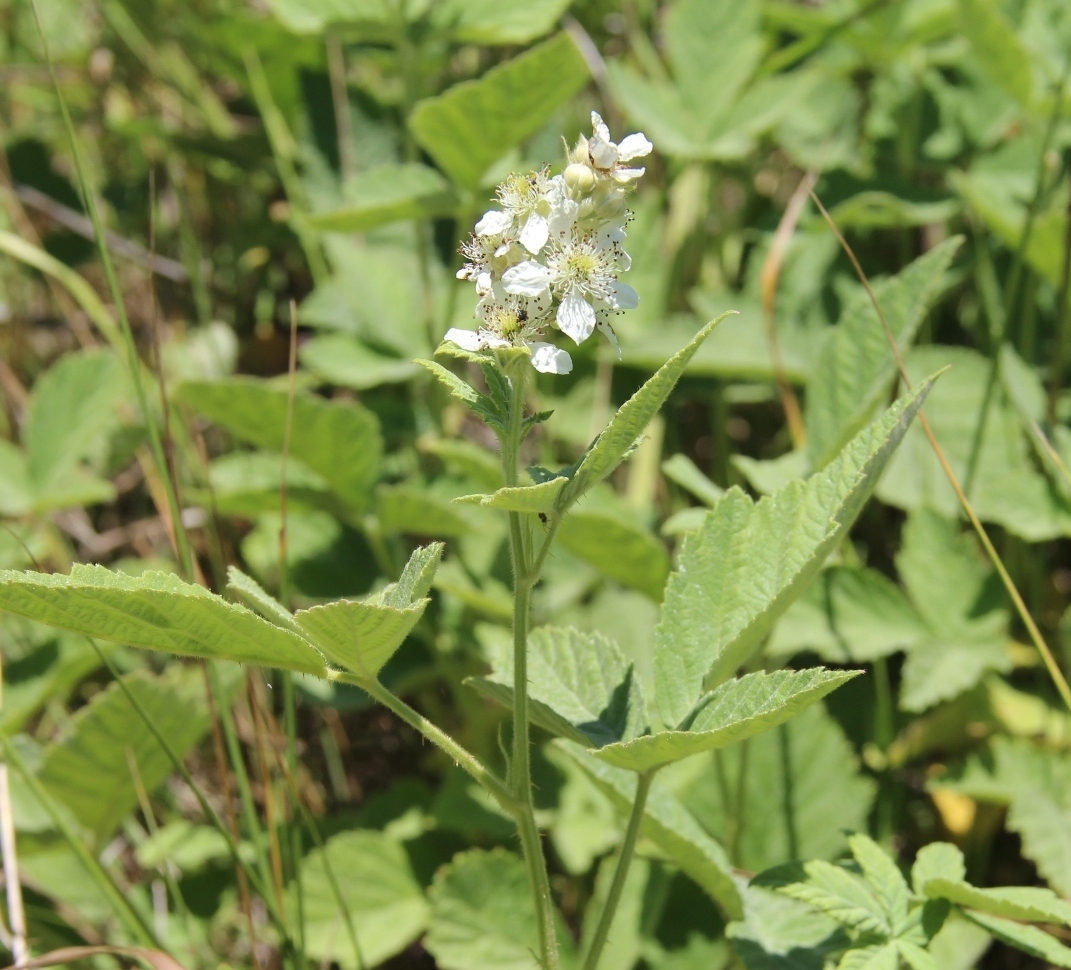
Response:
593,668,858,774
0,565,327,675
467,626,647,748
294,544,442,677
655,379,935,728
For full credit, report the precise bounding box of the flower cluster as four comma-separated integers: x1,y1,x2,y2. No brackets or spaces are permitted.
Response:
445,112,652,374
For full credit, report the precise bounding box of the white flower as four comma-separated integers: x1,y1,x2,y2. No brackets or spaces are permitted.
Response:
449,111,649,372
495,169,577,254
544,233,638,344
443,284,573,375
443,327,572,375
457,221,523,295
588,111,653,183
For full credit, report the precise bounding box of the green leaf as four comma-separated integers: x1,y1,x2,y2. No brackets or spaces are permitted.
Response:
558,313,733,511
202,452,336,517
293,543,442,677
772,860,891,936
998,344,1071,496
376,541,443,606
176,377,382,515
0,564,327,675
261,0,396,32
226,565,305,636
558,742,742,918
38,663,241,844
931,737,1071,896
963,912,1071,967
308,163,455,232
766,567,926,664
663,0,762,135
299,334,419,390
847,834,910,934
876,346,1071,540
408,33,590,190
922,879,1071,927
959,0,1036,108
804,238,961,469
557,504,671,602
296,829,429,969
23,348,126,492
836,945,899,970
662,454,724,507
911,843,966,895
896,509,1011,712
655,379,935,728
593,668,858,774
416,359,505,434
419,438,503,491
455,477,567,514
0,441,32,516
896,940,939,970
425,848,575,970
431,0,572,44
0,633,103,732
467,625,648,749
827,193,960,231
681,704,876,874
727,882,848,970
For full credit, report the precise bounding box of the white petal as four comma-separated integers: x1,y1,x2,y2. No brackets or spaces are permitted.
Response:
611,166,646,183
444,328,483,351
556,292,597,343
519,213,550,254
590,111,611,142
476,209,513,236
597,320,622,360
616,133,653,161
502,260,552,297
529,342,572,375
608,280,639,310
475,271,493,296
590,138,618,170
547,197,578,237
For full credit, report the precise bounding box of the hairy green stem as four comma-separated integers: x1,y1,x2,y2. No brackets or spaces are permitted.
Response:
581,772,653,970
502,365,559,970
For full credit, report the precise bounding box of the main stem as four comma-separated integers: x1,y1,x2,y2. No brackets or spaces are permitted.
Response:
503,365,559,970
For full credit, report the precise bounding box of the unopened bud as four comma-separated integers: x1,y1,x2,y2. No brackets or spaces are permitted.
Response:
564,162,595,194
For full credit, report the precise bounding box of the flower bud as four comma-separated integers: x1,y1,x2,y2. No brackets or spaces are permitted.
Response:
564,162,595,195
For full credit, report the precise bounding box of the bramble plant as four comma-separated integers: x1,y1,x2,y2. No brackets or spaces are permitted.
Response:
6,2,1071,969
